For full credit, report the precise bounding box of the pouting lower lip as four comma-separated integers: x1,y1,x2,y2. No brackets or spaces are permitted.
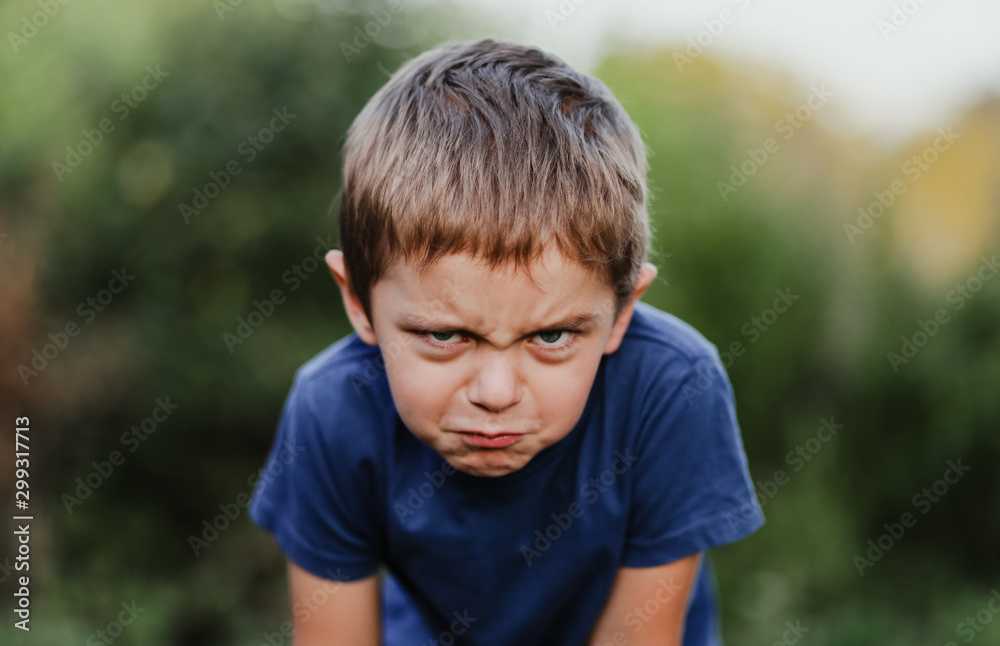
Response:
457,431,522,436
457,432,522,448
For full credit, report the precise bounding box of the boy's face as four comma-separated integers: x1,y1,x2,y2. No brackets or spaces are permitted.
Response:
327,245,656,478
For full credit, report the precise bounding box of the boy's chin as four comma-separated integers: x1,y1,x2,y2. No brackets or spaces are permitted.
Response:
444,449,533,478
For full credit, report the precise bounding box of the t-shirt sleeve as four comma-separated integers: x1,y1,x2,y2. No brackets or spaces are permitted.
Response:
622,352,765,568
248,374,384,581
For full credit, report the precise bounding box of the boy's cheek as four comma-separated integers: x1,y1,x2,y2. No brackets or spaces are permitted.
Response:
375,329,418,360
386,356,460,413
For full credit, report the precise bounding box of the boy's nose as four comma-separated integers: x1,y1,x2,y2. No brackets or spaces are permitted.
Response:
467,352,522,413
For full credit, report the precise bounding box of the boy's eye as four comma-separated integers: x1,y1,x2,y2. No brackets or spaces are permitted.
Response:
417,330,580,351
535,330,571,346
428,331,463,344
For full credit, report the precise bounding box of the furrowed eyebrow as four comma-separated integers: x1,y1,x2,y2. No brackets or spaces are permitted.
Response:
396,311,602,337
396,313,441,331
543,312,602,330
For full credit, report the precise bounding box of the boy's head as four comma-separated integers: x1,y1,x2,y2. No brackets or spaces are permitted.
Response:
327,38,658,477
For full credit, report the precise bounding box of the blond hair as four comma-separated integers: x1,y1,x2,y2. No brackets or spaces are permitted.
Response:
338,37,651,323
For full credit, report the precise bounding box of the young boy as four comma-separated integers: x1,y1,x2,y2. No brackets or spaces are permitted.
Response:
249,37,764,645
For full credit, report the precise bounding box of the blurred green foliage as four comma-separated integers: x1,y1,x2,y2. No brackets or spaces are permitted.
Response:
1,1,998,645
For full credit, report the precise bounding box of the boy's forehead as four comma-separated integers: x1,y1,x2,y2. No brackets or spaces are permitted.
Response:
375,249,616,331
379,248,606,298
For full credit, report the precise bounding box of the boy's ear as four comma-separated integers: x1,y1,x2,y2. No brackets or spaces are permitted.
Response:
325,250,379,346
603,263,658,355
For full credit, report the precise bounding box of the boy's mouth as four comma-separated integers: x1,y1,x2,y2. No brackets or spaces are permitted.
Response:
455,431,522,449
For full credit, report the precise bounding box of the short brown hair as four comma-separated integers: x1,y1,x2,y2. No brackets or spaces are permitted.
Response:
337,37,651,323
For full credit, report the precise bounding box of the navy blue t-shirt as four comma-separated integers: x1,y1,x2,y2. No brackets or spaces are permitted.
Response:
249,301,765,645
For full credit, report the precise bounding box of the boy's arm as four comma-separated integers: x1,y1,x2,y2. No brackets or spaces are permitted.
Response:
288,560,381,646
587,553,702,646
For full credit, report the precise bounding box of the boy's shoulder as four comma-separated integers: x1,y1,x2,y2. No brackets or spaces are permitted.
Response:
275,332,395,469
618,300,723,372
296,331,380,380
603,300,734,414
287,331,389,413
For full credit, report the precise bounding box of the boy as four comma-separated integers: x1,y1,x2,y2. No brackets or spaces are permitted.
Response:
249,38,764,645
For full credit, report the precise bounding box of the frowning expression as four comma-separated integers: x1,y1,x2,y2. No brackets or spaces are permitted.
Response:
328,245,655,477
